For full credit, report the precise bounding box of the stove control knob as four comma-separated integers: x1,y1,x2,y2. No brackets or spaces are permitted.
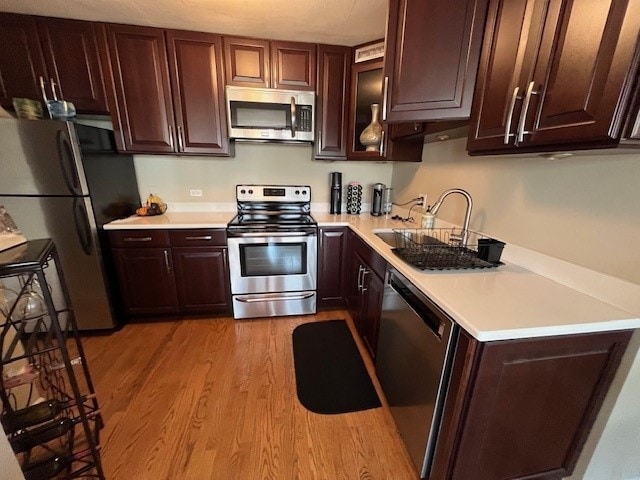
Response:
295,190,300,195
240,189,246,194
248,189,254,194
302,190,307,195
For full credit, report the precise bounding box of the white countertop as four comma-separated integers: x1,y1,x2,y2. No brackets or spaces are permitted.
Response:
103,211,234,229
104,211,640,341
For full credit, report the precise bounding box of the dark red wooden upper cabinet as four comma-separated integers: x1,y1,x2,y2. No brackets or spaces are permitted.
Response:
468,0,640,154
0,13,48,110
315,45,351,159
38,17,109,114
383,0,489,123
166,30,230,155
105,24,176,153
223,37,271,88
270,40,316,91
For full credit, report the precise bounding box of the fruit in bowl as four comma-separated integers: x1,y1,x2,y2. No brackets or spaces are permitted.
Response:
136,194,167,216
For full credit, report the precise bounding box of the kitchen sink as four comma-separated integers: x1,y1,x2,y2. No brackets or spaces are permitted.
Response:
374,231,446,248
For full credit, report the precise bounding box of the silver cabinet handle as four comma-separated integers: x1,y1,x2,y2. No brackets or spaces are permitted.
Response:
290,96,297,138
164,249,171,271
168,125,175,150
504,86,520,144
317,130,322,152
361,268,369,293
39,76,50,106
50,78,59,101
382,76,389,121
516,81,539,144
379,130,385,157
177,125,185,152
123,236,152,242
184,235,212,241
357,265,364,291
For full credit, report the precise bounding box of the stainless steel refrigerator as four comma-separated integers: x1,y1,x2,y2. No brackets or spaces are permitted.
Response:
0,118,140,329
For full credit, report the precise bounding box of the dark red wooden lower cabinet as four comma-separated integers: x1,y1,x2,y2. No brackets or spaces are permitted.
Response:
429,329,632,480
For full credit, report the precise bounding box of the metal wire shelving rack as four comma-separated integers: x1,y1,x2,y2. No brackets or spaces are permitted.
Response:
0,239,105,480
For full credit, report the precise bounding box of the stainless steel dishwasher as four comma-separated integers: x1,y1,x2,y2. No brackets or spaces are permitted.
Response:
376,267,459,478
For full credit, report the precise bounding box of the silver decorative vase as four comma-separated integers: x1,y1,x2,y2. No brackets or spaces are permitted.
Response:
359,103,383,151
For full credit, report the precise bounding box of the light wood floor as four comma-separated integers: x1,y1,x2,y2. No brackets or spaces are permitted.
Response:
81,310,418,479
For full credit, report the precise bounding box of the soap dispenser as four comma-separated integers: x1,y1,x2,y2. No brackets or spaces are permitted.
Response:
421,206,435,229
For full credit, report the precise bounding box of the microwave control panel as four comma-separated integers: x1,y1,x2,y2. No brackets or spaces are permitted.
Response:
297,106,312,132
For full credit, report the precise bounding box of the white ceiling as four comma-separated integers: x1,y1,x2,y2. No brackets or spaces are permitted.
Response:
0,0,387,46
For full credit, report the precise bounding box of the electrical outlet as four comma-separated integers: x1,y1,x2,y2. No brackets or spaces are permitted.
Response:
190,189,203,197
418,193,428,207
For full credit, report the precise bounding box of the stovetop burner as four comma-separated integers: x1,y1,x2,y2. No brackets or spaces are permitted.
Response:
229,212,316,227
227,184,316,231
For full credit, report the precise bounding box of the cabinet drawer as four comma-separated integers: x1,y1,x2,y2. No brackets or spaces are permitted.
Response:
350,231,386,280
108,230,170,248
169,229,226,247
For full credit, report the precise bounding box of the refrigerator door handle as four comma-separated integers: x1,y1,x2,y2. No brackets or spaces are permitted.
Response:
57,130,83,196
73,198,93,255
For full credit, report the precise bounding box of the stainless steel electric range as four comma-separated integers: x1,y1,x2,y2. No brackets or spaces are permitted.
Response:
226,185,317,319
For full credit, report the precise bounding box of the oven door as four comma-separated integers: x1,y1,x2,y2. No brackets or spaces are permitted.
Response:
227,231,317,295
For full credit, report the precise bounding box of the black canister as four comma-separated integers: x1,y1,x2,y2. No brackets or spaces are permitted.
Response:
330,172,342,214
371,183,384,216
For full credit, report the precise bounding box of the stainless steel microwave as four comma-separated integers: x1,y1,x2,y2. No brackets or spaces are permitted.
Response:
225,86,315,142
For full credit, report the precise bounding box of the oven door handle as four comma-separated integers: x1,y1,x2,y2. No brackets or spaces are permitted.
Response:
235,292,315,303
229,231,316,238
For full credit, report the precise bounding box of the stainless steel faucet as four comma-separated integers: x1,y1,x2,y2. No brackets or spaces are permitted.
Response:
430,188,473,246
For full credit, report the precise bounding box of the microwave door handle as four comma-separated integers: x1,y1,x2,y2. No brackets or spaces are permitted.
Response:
290,97,297,138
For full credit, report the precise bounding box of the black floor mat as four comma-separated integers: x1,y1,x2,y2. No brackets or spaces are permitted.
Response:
292,319,382,414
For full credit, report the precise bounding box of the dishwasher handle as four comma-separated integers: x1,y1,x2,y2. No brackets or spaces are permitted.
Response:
388,275,446,339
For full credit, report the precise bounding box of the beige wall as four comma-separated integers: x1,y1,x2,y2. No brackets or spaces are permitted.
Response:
392,138,640,285
134,143,393,206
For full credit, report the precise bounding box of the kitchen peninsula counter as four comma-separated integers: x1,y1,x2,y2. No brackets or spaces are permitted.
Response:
104,211,640,341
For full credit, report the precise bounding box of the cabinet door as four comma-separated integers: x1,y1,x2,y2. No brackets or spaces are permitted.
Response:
347,60,423,162
38,17,109,113
467,0,544,152
223,37,270,88
112,247,179,315
360,269,384,360
105,24,176,152
523,0,640,148
0,13,48,110
348,60,385,160
315,45,351,159
166,30,230,155
383,0,488,123
271,41,316,91
317,227,348,308
172,247,230,313
469,0,640,153
436,329,631,480
346,244,364,328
